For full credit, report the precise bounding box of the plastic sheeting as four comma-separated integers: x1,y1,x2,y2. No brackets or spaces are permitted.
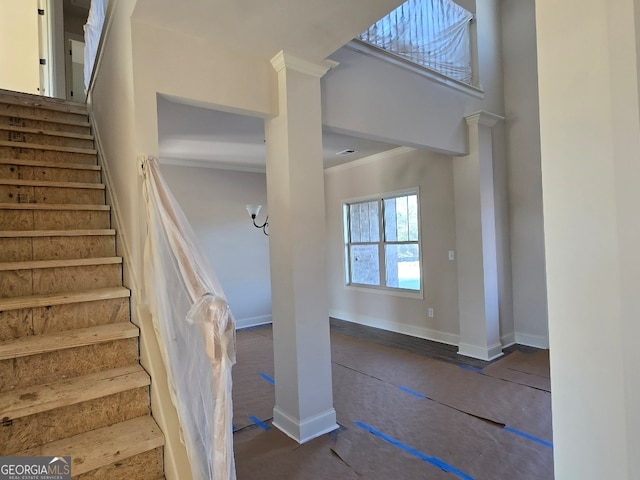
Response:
83,0,106,91
359,0,473,84
141,157,236,480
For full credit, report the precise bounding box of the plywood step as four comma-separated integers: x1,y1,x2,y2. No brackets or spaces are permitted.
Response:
0,364,149,423
0,141,97,155
0,230,116,265
0,179,105,205
0,165,100,184
16,416,164,478
0,286,129,312
0,89,88,115
0,322,138,361
0,203,111,231
0,127,94,150
0,287,131,341
0,157,101,170
0,113,91,135
0,257,123,299
0,256,121,272
0,125,93,140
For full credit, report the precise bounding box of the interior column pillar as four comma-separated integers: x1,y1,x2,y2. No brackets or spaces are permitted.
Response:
453,111,504,360
264,51,338,443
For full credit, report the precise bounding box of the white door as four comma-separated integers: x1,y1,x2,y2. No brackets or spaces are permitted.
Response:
0,0,41,94
66,39,86,102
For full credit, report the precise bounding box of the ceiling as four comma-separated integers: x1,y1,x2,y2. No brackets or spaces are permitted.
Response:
157,95,399,171
133,0,404,63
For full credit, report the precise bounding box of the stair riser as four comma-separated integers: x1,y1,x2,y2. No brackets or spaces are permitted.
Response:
0,263,121,299
0,103,88,124
0,185,104,205
76,448,164,480
0,131,94,150
0,235,115,262
0,115,91,136
0,338,138,392
0,387,149,455
0,210,111,231
0,146,97,166
0,164,100,183
0,298,130,341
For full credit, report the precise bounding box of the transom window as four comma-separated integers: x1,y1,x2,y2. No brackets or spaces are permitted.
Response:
344,192,421,291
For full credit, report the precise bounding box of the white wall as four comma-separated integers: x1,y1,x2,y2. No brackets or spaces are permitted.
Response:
501,0,548,347
537,0,640,476
0,0,40,94
159,164,271,328
325,148,460,344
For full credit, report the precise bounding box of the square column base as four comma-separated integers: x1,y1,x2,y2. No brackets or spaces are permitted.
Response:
458,342,504,361
273,406,338,444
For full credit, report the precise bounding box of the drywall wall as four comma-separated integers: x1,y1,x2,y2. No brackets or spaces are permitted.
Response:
325,148,459,344
87,2,192,479
537,0,640,477
0,0,40,94
159,164,271,328
501,0,548,347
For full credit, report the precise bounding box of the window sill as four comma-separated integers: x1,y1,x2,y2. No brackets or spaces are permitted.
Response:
345,39,485,100
345,284,424,300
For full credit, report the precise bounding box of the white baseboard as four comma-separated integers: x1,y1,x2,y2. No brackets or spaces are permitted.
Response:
501,332,516,348
458,342,504,361
235,315,272,330
272,406,338,444
514,332,549,349
330,310,460,346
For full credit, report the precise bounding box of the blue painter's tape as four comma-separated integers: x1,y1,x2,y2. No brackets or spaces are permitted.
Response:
459,364,484,374
355,421,475,480
232,425,237,432
259,372,275,385
503,426,553,449
249,415,271,431
398,386,428,399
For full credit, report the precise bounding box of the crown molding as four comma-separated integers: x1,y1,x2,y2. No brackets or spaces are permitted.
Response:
465,110,504,127
270,51,339,78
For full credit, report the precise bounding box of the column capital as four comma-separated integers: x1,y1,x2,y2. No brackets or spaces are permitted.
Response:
465,110,505,128
270,50,339,78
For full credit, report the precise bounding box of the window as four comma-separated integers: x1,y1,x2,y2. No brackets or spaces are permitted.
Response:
358,0,474,85
344,192,421,292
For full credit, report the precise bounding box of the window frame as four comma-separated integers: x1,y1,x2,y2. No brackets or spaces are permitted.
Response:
343,189,423,299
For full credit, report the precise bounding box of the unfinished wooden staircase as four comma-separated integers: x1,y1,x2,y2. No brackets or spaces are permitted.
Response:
0,90,165,479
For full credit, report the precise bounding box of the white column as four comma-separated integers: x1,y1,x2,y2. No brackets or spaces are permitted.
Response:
264,51,338,443
536,0,640,477
453,111,504,360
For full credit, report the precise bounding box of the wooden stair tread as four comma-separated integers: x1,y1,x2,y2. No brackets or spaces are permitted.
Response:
0,89,88,114
0,158,101,170
0,178,105,189
0,140,96,155
0,286,130,311
0,365,149,421
0,111,90,128
0,203,110,211
0,322,139,361
0,229,115,238
16,416,164,477
0,256,122,272
0,124,94,140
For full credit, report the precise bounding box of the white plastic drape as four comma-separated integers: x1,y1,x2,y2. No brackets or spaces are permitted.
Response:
359,0,473,84
83,0,106,91
141,157,236,480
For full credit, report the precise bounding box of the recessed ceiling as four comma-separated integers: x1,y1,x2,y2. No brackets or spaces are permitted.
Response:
157,95,398,171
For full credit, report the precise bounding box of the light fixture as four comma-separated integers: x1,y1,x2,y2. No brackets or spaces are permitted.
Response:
246,204,269,236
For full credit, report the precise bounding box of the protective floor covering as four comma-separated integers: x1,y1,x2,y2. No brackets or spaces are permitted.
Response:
233,326,553,480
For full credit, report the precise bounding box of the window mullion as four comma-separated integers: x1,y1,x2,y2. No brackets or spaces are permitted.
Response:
378,198,385,287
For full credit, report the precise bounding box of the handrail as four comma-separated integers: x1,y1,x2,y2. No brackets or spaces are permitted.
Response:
140,156,237,480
